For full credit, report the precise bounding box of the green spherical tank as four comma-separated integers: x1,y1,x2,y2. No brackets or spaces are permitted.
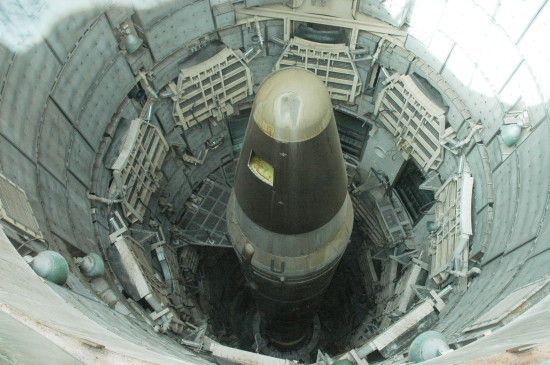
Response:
409,331,450,363
28,250,69,285
500,124,522,147
78,253,105,278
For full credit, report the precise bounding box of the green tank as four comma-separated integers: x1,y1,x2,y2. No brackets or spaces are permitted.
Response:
409,330,450,363
28,250,69,285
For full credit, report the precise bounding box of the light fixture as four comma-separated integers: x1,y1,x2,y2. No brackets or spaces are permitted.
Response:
124,28,143,54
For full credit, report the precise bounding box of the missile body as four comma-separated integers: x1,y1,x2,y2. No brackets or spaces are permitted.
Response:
227,67,353,349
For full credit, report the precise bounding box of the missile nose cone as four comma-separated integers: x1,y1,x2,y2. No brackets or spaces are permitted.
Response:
227,67,353,352
232,67,348,235
253,68,332,143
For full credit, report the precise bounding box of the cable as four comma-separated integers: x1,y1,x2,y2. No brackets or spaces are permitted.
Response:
17,237,49,252
385,148,400,161
370,168,393,203
419,200,437,214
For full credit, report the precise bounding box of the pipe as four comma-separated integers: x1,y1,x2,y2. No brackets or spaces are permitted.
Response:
447,124,483,151
146,103,153,122
371,38,386,66
448,267,481,278
270,36,286,47
244,46,258,59
353,56,373,62
439,285,453,298
451,233,471,275
137,71,159,99
350,48,370,55
254,17,264,49
208,342,293,364
87,193,122,205
159,89,174,98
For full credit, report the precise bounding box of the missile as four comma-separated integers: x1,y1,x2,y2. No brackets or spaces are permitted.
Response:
227,67,353,350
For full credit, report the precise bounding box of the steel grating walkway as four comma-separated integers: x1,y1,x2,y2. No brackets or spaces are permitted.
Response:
176,162,236,248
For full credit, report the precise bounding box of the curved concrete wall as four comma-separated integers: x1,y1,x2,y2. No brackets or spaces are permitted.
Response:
403,0,550,342
0,0,549,362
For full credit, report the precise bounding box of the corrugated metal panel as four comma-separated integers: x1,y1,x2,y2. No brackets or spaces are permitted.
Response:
110,119,169,223
0,136,46,231
0,173,42,238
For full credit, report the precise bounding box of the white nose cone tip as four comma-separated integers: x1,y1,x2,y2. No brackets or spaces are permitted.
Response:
253,67,332,143
279,92,302,124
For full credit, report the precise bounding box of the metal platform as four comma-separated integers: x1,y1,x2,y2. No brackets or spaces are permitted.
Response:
176,165,235,248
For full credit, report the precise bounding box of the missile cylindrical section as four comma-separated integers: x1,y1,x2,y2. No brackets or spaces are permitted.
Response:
227,67,353,348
